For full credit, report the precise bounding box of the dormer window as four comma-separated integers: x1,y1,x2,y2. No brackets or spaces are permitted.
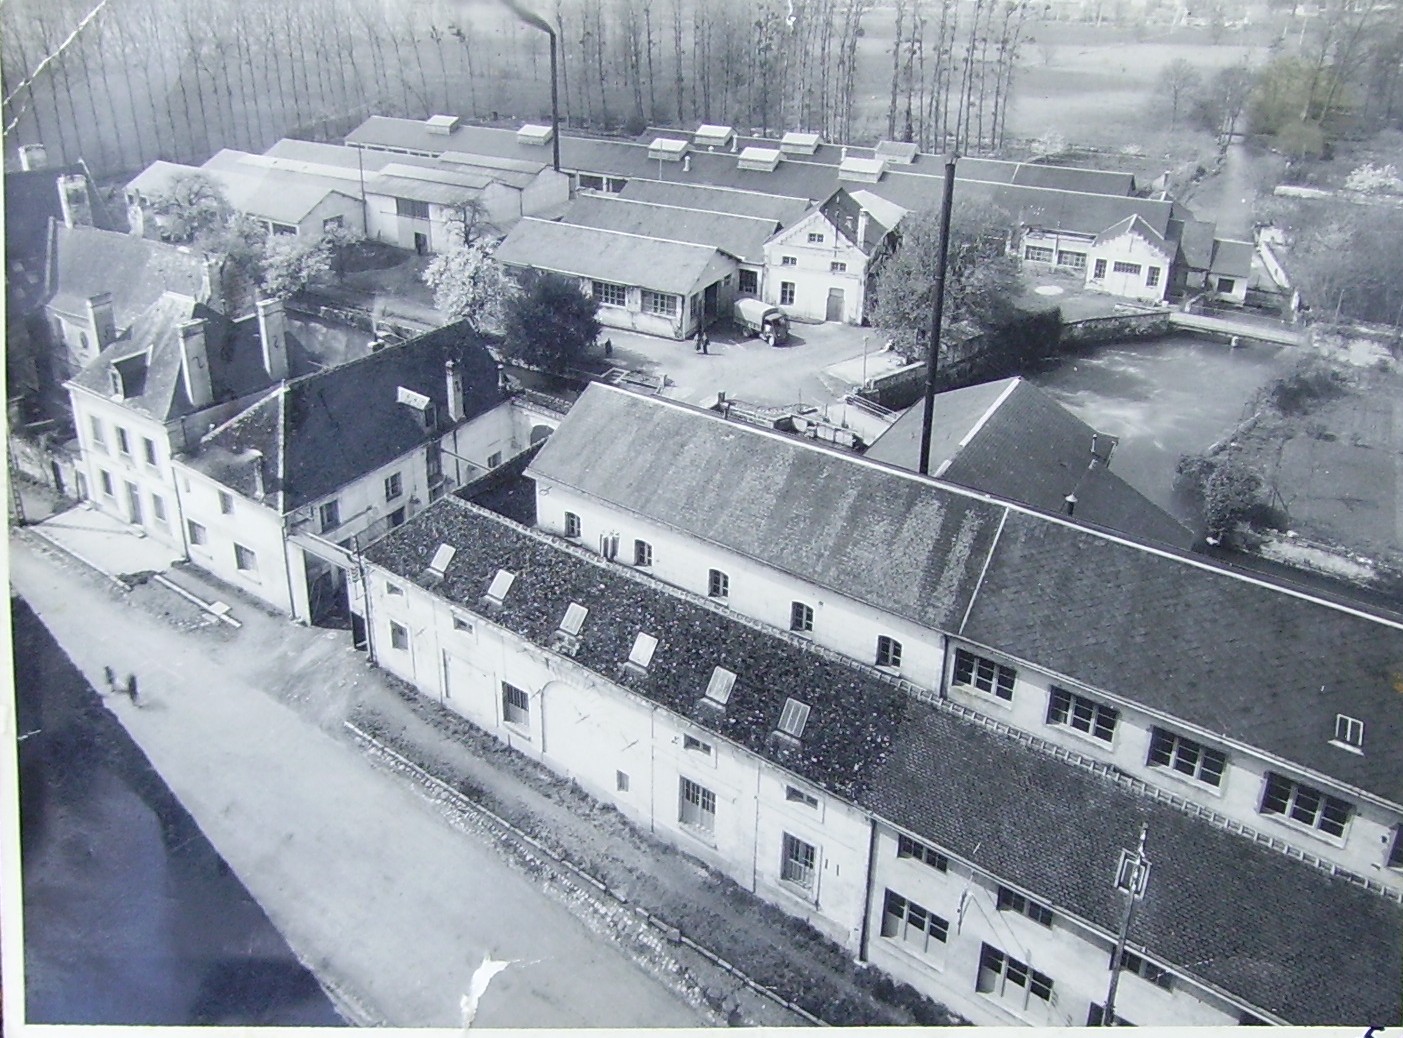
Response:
1332,713,1364,751
626,632,658,672
108,368,124,398
703,666,736,707
483,568,515,606
397,385,437,431
775,697,811,742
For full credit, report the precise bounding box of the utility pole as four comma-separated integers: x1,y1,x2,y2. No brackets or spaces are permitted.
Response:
1101,823,1151,1026
918,153,958,476
7,441,27,528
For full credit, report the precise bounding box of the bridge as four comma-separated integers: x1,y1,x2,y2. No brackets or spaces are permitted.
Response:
1168,310,1308,347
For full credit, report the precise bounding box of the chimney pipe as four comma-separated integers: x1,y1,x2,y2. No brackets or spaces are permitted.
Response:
683,154,691,173
1091,433,1099,460
497,363,507,393
446,358,465,421
178,319,214,409
1064,493,1077,517
18,144,47,171
256,298,289,380
86,292,116,351
57,174,93,228
249,450,266,499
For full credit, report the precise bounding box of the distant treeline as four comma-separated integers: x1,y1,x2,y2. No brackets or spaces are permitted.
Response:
1,0,1029,180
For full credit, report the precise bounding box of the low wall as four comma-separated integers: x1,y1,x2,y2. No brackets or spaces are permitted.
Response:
1060,310,1170,346
10,432,81,498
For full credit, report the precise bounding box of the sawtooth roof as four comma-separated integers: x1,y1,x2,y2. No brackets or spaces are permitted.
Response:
188,322,504,512
494,218,737,296
527,385,1006,631
532,384,1403,805
47,223,211,329
558,194,780,265
365,495,1403,1026
864,378,1193,549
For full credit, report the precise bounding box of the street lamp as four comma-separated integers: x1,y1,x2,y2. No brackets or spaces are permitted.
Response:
501,0,561,173
1101,824,1151,1026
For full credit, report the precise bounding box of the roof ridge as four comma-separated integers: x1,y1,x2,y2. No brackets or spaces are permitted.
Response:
576,194,781,227
956,377,1022,451
514,217,725,253
582,385,1403,631
200,384,284,444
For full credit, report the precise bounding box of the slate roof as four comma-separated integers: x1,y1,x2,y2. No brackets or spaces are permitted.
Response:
618,179,812,226
1176,218,1217,270
5,164,114,313
864,378,1194,549
494,218,737,296
47,224,211,328
367,495,1403,1026
558,195,780,265
186,322,505,512
958,510,1403,805
1210,238,1255,279
526,385,1006,631
68,294,276,422
818,187,898,253
992,187,1174,240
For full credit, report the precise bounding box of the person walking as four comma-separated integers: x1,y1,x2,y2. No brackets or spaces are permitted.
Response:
699,328,709,355
126,673,140,706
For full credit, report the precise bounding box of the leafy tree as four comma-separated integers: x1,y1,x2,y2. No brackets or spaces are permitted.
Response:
259,234,334,299
1175,452,1266,539
1281,200,1403,323
869,201,1020,356
1156,59,1202,132
146,172,236,244
422,242,517,332
1246,56,1348,156
501,271,601,373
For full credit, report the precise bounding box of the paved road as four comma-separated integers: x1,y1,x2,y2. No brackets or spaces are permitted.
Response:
9,540,706,1029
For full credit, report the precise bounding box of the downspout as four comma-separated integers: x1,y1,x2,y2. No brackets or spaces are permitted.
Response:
750,763,763,893
281,517,299,621
648,704,658,833
355,533,377,664
169,462,193,561
857,814,880,963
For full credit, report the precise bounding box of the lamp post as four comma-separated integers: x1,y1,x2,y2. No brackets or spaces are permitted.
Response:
1101,824,1151,1026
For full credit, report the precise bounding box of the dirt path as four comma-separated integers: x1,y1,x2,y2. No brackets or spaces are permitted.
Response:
9,539,708,1029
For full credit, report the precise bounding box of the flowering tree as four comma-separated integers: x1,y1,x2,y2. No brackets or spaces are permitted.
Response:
259,235,334,299
422,242,517,333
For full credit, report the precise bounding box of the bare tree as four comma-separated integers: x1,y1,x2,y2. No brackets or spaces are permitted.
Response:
1157,57,1202,132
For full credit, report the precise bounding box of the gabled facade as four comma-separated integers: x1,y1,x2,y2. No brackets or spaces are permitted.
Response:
171,322,550,623
356,490,1403,1027
761,188,902,325
1085,215,1173,303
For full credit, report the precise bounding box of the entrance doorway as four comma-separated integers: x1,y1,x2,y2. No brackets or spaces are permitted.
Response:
704,281,719,324
826,288,845,322
414,231,429,255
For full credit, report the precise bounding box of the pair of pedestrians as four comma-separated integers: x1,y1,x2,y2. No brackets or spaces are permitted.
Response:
693,327,710,354
103,665,140,705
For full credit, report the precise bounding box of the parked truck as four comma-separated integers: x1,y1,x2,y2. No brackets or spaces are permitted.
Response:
733,298,790,345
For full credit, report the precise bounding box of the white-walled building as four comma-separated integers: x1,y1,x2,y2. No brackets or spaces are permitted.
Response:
355,481,1403,1027
172,322,549,624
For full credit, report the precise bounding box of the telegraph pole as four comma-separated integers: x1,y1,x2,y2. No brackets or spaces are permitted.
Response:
7,442,27,528
1101,823,1150,1026
918,154,958,476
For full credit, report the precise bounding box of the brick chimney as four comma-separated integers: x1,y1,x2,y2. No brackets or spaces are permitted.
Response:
256,298,288,380
178,319,214,408
18,144,47,171
445,358,464,422
86,293,116,352
57,174,93,227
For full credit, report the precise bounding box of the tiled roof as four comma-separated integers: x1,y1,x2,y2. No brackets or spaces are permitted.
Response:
959,511,1403,805
1210,238,1254,278
364,497,907,800
865,378,1194,549
494,218,737,296
367,497,1403,1026
559,195,780,265
186,322,506,512
818,187,897,253
993,187,1174,240
526,385,1006,632
1176,218,1217,270
47,224,210,328
867,704,1403,1025
68,294,276,422
618,180,812,226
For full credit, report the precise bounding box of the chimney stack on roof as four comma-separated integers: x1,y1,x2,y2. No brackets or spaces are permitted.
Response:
178,319,214,409
446,358,464,422
86,292,116,352
256,297,289,381
683,154,691,173
18,144,47,171
248,449,266,500
57,174,93,228
857,208,870,249
1064,493,1077,517
201,254,224,314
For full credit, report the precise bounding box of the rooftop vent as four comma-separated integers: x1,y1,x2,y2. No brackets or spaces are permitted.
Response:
694,123,735,149
550,601,589,656
625,631,658,673
875,139,919,165
775,697,811,742
737,146,782,173
838,156,887,183
648,137,690,162
779,131,821,156
481,568,516,609
425,114,461,135
517,122,555,146
703,666,737,707
425,543,456,582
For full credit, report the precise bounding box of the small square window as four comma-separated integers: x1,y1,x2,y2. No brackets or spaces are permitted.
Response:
616,770,630,792
385,473,403,500
187,519,207,546
790,601,814,633
785,785,819,809
233,543,258,573
319,500,340,532
564,511,582,538
830,261,847,273
781,255,798,266
452,615,473,633
807,232,824,243
488,451,502,469
386,582,404,597
876,635,902,670
219,490,234,515
389,621,409,651
708,569,729,599
502,682,529,726
683,734,713,755
634,539,653,567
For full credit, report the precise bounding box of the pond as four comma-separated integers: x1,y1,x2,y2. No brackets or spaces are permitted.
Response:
1031,332,1294,525
14,596,346,1027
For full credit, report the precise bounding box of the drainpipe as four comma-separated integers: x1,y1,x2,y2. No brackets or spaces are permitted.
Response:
857,815,880,963
648,705,658,834
354,533,377,664
751,764,763,894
